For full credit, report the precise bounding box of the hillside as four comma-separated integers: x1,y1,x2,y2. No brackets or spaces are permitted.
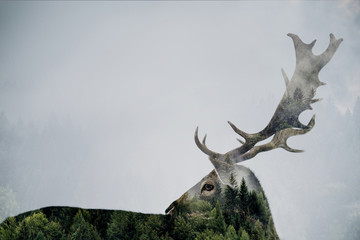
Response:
0,179,278,240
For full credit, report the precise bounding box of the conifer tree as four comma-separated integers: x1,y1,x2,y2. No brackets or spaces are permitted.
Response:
17,212,49,240
225,225,237,240
137,215,164,240
173,216,194,240
247,190,259,217
107,211,132,240
229,172,238,188
0,217,18,240
209,201,226,235
34,231,46,240
256,191,269,223
239,229,250,240
45,221,65,240
195,229,225,240
69,210,101,240
238,178,249,214
225,173,239,219
266,216,279,240
252,220,265,240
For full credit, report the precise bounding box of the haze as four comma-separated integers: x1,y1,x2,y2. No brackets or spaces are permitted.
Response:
0,1,359,239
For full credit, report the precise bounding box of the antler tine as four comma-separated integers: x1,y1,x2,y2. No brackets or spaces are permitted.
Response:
227,121,267,146
202,134,207,144
311,98,322,104
194,127,220,158
274,114,315,152
240,115,315,160
227,121,248,140
318,33,343,69
253,34,341,136
281,68,290,97
288,33,343,83
236,138,245,145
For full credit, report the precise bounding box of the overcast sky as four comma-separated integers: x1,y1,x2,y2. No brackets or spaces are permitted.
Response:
1,1,359,240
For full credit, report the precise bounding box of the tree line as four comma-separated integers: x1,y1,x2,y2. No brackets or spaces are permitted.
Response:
0,177,278,240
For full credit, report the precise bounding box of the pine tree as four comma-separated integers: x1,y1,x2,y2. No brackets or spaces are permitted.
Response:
252,220,265,240
173,216,194,240
69,210,101,240
106,211,130,240
225,173,239,215
137,215,164,240
293,87,304,103
17,212,49,240
209,201,227,235
195,229,224,240
238,178,249,214
239,229,250,240
0,217,19,240
247,190,259,217
266,216,279,240
34,231,46,240
257,191,270,223
45,221,65,240
225,225,237,240
229,172,238,188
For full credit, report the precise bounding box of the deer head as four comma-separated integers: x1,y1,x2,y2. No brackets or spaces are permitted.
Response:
166,33,342,215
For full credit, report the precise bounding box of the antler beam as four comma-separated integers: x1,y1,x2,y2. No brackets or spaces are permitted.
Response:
195,33,342,166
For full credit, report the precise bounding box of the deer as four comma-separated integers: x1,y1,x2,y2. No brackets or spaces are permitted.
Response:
0,33,342,240
165,33,343,215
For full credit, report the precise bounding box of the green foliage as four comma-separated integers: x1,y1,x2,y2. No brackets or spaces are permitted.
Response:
0,177,279,240
45,221,65,240
17,212,49,240
0,217,18,240
188,214,208,234
189,198,213,214
137,215,165,240
195,229,224,240
225,184,238,213
106,211,130,240
265,216,278,240
238,178,249,214
34,231,46,240
252,220,265,240
247,190,270,225
69,210,101,240
224,225,237,240
173,216,194,240
256,191,270,223
209,201,226,235
239,230,250,240
7,211,64,240
42,206,79,233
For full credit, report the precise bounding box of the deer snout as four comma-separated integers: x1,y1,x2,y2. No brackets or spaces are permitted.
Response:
165,200,176,215
165,192,190,215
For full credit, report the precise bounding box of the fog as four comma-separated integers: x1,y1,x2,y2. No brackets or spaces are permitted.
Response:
0,1,359,239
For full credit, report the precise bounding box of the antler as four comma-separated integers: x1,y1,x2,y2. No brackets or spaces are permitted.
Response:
195,34,342,173
240,115,315,160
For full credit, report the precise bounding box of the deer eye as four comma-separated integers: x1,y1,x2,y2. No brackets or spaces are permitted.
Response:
202,183,214,192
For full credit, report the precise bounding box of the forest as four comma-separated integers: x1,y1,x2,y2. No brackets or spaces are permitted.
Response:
0,177,277,240
1,98,360,239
